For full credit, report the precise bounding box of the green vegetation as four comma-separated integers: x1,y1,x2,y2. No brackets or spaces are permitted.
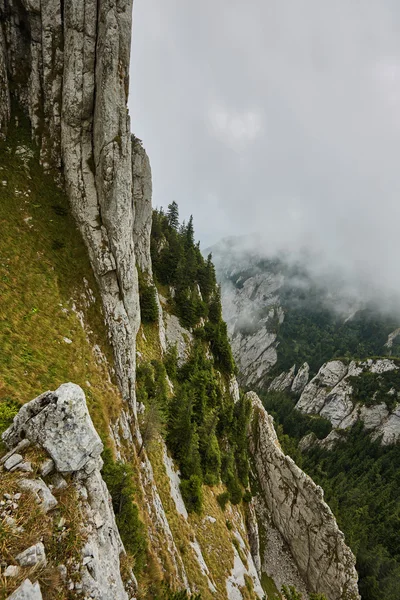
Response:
267,388,400,599
0,397,20,436
273,281,399,376
302,424,400,600
163,342,250,511
261,391,332,465
101,447,147,572
138,269,159,323
348,367,400,410
154,585,201,599
151,204,235,374
0,108,123,438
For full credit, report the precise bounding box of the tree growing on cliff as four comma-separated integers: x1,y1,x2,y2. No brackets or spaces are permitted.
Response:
167,201,179,230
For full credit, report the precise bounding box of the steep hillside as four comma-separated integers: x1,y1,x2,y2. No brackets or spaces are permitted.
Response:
210,239,400,599
0,3,360,600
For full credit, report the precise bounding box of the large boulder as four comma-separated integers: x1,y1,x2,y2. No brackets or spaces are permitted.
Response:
2,383,103,473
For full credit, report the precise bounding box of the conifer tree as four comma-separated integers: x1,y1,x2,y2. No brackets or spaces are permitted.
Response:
167,201,179,229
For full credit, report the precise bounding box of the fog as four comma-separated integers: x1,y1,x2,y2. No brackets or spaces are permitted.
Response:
129,1,400,306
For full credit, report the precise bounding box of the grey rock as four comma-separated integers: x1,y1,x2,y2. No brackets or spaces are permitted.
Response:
269,365,296,393
1,439,31,465
0,23,10,140
16,542,46,567
291,362,310,395
6,578,43,599
1,0,139,416
18,479,57,513
51,473,67,490
40,458,54,477
4,565,21,577
2,383,103,473
132,136,153,275
11,461,33,473
298,432,317,452
164,313,193,367
248,391,360,600
296,359,400,445
4,454,23,471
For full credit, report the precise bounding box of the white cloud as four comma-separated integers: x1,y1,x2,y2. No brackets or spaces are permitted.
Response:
208,106,263,146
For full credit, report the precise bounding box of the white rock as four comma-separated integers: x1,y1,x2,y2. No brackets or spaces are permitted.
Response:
4,565,20,577
6,578,43,599
11,461,33,473
2,383,103,473
291,362,310,396
132,136,153,275
248,391,360,600
18,479,57,513
269,365,296,393
4,454,23,470
40,458,55,477
16,543,47,567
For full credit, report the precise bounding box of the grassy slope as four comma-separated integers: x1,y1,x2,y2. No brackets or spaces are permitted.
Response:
0,114,122,437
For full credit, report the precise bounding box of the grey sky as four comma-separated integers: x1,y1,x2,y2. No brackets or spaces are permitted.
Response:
129,1,400,300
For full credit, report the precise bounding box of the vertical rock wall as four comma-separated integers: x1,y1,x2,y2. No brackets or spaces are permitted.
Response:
0,0,139,414
248,391,360,600
132,135,153,275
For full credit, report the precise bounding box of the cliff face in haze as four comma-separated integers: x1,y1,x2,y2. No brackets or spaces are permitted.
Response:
0,4,360,600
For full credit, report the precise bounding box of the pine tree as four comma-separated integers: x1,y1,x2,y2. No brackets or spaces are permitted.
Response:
167,201,179,230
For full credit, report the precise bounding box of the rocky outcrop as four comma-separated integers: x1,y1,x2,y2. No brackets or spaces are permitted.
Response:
0,0,139,414
296,359,400,445
291,362,310,395
132,135,153,275
0,22,9,140
269,365,296,392
248,391,360,600
2,384,131,600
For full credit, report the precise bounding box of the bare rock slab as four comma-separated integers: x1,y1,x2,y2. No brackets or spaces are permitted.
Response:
2,383,103,473
6,579,42,599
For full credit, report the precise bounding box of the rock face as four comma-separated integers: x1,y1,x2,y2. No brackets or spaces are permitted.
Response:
7,579,43,600
291,362,310,395
2,384,130,600
0,0,139,414
132,135,153,275
248,391,360,600
208,237,284,387
0,23,9,140
3,383,103,473
296,359,400,445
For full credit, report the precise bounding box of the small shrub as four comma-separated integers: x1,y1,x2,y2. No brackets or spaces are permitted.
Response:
0,398,20,436
242,489,252,503
138,271,159,323
101,447,147,571
180,474,203,514
217,492,230,511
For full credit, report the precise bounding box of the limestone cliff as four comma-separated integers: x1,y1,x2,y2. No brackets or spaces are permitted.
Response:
0,4,367,600
248,392,360,600
0,0,139,413
295,358,400,446
1,384,132,600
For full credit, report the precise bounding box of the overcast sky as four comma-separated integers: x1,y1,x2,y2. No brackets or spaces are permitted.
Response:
129,1,400,301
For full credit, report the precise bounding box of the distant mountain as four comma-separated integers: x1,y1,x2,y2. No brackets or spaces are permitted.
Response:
209,235,400,388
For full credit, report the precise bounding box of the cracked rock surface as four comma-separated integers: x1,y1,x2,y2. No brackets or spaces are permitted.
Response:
248,391,360,600
0,0,139,414
2,383,130,600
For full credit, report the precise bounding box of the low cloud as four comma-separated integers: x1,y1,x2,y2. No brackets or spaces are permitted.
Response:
130,0,400,311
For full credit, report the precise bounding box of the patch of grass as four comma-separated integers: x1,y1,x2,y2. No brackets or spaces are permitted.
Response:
0,451,85,600
136,322,162,363
261,573,280,599
0,110,123,439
